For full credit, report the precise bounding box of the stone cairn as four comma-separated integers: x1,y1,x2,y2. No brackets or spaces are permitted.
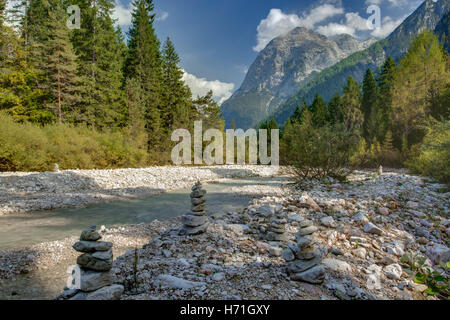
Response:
179,181,209,235
266,214,289,241
56,225,124,300
283,218,325,284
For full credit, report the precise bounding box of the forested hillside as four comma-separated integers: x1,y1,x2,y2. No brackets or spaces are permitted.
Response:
271,0,449,126
0,0,223,171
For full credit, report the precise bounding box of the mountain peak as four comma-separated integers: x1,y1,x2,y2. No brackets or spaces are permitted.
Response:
221,27,373,129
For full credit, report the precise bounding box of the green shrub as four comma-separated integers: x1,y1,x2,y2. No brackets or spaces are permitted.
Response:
406,120,450,183
0,112,148,171
281,113,359,182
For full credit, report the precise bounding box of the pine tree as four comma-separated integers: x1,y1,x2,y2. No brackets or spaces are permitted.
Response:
361,69,379,141
70,0,126,129
327,92,341,124
377,56,396,138
32,0,80,122
309,93,328,127
291,96,306,124
341,76,363,134
161,37,191,131
124,0,163,153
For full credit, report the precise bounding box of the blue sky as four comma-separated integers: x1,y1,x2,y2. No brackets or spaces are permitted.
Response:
112,0,425,103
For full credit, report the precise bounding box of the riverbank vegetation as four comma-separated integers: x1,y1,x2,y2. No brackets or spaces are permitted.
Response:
0,0,223,171
278,31,449,183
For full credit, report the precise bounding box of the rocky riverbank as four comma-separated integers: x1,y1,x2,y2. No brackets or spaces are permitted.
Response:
0,165,279,215
1,169,449,300
110,170,449,300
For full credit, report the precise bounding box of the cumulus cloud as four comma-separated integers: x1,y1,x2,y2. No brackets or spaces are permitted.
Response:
182,71,235,105
371,15,406,38
112,1,133,27
253,4,344,52
112,1,168,27
316,23,356,37
316,12,370,37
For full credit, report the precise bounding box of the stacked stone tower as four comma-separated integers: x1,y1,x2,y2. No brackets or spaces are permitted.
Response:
266,214,289,242
284,218,325,284
56,225,124,300
179,181,209,235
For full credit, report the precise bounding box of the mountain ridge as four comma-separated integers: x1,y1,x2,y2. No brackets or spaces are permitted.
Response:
221,27,375,129
269,0,450,126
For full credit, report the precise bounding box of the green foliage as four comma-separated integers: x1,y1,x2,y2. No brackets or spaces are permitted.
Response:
414,263,449,299
406,120,450,183
281,109,359,182
0,112,147,171
309,93,328,127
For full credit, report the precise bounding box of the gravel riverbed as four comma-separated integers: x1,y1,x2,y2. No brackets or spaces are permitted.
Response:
0,165,279,215
1,168,449,300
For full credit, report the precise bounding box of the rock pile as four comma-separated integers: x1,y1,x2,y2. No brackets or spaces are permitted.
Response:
56,226,124,300
283,218,325,284
179,182,209,235
266,215,289,241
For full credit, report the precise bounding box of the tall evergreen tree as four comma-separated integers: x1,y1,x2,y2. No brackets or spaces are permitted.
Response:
361,69,380,142
291,96,307,124
377,56,396,137
340,76,363,134
70,0,126,128
124,0,163,153
23,0,80,123
161,37,191,131
309,93,328,127
327,92,341,124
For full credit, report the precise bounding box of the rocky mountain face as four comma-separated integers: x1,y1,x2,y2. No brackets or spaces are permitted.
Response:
271,0,450,126
221,28,375,129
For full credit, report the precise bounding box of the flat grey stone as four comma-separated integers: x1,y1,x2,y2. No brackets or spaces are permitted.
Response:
182,214,208,227
298,226,318,236
80,229,101,241
77,254,113,271
73,241,112,253
85,284,124,300
68,268,115,292
290,265,325,284
287,255,322,273
179,222,209,236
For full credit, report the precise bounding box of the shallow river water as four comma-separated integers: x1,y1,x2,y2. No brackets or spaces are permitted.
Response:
0,177,286,250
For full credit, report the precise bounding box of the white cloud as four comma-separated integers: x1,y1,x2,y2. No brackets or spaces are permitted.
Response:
156,11,169,22
112,1,133,27
316,12,370,37
253,5,344,52
371,15,406,38
316,23,356,37
112,1,168,27
182,71,235,105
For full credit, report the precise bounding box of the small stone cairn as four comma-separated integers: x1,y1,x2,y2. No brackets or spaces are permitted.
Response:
283,218,325,284
56,225,124,300
179,181,209,235
266,214,289,241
